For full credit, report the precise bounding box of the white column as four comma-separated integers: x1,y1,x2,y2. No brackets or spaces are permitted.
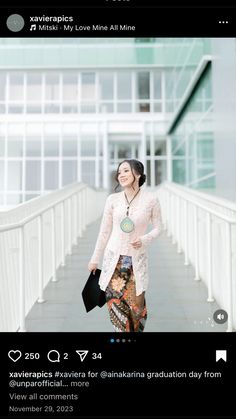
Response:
78,191,83,238
225,222,233,332
59,72,63,114
167,190,171,237
166,135,172,182
68,198,72,255
41,122,44,196
177,197,181,253
73,194,78,245
77,122,81,182
172,195,176,245
41,75,46,195
95,127,99,188
22,76,26,202
194,205,200,281
61,201,66,266
19,226,26,332
184,200,189,266
59,123,62,189
141,121,146,169
185,135,189,185
83,187,88,229
37,215,45,303
206,212,214,302
4,116,8,207
51,207,57,281
151,122,155,187
103,123,108,189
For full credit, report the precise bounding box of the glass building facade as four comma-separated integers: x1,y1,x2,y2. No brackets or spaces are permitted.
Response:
0,37,235,208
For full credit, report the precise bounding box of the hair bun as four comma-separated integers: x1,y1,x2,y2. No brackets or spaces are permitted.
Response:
139,173,146,187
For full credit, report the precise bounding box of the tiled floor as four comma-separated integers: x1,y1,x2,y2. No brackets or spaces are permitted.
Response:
25,219,227,333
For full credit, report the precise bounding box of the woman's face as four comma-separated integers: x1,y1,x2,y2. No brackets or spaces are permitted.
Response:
117,162,139,188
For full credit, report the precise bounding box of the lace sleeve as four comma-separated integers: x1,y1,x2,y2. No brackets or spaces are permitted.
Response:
140,197,162,246
89,195,113,264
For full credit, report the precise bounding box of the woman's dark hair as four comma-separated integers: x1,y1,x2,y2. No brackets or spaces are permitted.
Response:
114,159,146,191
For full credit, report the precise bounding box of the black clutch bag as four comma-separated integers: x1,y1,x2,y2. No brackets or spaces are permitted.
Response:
82,269,106,312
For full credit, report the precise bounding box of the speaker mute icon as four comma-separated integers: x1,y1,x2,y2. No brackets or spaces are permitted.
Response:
76,350,89,362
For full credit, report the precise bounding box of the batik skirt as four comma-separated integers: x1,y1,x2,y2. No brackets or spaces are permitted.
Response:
105,255,147,332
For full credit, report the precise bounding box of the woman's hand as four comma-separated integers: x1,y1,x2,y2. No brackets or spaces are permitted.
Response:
88,262,98,275
130,238,142,249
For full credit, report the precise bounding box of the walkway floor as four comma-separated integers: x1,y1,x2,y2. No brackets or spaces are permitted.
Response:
26,220,227,332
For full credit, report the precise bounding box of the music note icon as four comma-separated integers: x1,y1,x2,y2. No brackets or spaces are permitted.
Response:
30,24,36,31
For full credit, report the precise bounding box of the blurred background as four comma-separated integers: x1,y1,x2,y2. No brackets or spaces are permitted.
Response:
0,37,235,209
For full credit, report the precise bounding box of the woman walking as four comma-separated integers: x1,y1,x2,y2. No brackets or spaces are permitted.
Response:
88,159,162,332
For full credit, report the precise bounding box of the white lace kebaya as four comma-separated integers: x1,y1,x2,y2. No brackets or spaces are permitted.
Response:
89,187,162,296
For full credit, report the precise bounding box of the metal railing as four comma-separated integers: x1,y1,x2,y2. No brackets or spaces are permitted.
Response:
0,183,107,332
158,182,236,332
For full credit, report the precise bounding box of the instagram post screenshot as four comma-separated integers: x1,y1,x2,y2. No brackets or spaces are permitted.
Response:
0,1,235,418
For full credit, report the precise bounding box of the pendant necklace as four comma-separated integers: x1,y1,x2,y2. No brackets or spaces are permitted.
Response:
120,188,140,233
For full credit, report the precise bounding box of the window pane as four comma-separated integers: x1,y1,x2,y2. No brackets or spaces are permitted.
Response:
81,73,95,100
153,71,162,99
26,73,42,101
9,73,24,100
8,105,24,113
62,136,77,157
0,136,5,156
26,104,42,113
165,69,174,100
81,103,96,113
154,102,162,112
62,104,78,113
7,162,22,190
44,104,60,113
6,194,22,205
99,103,113,113
117,103,132,113
118,146,131,159
25,194,39,202
81,136,96,156
44,161,58,189
99,159,103,186
146,136,151,156
146,160,151,186
154,138,166,155
172,159,186,184
45,73,60,100
26,137,41,157
136,103,150,112
44,137,59,156
99,73,114,100
63,73,78,101
8,137,23,157
81,161,95,186
25,161,41,190
117,72,132,99
136,72,150,99
154,160,167,185
0,72,6,100
62,161,77,186
0,161,4,189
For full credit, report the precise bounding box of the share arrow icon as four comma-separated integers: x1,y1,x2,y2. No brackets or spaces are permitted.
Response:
76,350,89,362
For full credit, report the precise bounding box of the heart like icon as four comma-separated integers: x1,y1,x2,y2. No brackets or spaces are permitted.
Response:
8,350,22,362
